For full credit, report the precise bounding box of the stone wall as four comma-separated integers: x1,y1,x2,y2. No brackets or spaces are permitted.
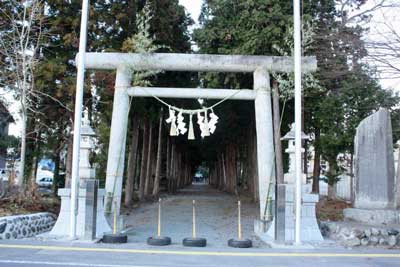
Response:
0,212,56,240
321,221,400,248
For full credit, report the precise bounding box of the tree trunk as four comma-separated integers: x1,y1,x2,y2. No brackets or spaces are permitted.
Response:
228,144,237,193
169,143,175,193
30,128,42,189
138,118,149,201
176,151,181,190
135,146,142,190
124,114,140,207
327,184,336,200
327,158,337,200
272,81,284,184
65,135,73,188
52,151,61,194
221,152,227,191
312,129,321,194
17,110,27,187
153,109,164,197
144,122,153,196
166,137,171,190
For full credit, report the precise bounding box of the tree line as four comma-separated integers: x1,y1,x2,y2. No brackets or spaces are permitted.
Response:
0,0,399,203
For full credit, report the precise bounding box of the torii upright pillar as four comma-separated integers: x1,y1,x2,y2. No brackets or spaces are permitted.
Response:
254,68,275,220
104,68,131,216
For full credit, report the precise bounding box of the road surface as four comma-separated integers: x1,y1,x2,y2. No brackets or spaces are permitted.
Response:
0,241,399,267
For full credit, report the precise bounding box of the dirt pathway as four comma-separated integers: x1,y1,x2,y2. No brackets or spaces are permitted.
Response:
123,184,266,248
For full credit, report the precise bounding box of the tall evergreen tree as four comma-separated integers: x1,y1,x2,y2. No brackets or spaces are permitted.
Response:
193,0,400,198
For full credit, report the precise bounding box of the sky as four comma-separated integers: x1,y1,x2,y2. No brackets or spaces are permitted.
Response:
5,0,400,136
179,0,201,27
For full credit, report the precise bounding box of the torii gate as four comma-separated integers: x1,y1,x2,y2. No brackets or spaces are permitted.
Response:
81,52,316,218
70,0,310,247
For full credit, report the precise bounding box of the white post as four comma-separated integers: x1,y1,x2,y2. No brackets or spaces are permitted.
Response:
70,0,89,239
104,68,131,216
294,0,303,245
254,68,275,220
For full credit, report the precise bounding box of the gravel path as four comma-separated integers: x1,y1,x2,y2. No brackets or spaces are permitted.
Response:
122,184,267,248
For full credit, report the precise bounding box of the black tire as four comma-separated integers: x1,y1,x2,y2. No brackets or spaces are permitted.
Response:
147,236,172,246
228,238,252,248
182,237,207,247
102,233,128,244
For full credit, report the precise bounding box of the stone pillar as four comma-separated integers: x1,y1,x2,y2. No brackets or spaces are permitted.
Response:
254,68,275,219
344,108,399,225
105,68,131,216
353,108,395,209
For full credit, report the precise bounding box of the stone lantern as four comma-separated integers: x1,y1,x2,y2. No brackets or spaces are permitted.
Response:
50,110,111,239
261,123,323,243
78,110,96,188
281,123,310,188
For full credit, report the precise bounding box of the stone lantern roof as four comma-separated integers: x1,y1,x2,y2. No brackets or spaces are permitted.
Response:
281,123,310,141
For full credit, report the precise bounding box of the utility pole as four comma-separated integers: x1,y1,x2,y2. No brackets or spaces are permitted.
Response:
293,0,303,245
70,0,89,239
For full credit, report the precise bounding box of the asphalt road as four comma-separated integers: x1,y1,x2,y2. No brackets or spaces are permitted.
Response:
0,241,399,267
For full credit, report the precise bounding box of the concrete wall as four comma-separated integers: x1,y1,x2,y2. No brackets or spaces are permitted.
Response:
0,212,56,240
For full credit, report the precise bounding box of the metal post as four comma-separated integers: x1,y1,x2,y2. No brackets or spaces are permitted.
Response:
192,200,196,238
294,0,302,245
238,201,242,240
70,0,89,239
157,198,161,237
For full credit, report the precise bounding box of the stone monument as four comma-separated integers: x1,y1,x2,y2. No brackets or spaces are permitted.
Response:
50,111,111,239
344,108,399,224
256,124,323,243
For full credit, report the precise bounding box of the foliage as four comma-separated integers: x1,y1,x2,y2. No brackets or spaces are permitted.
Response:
0,135,20,158
194,0,400,189
92,0,194,183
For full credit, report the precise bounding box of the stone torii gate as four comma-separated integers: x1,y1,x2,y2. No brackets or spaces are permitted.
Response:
83,52,317,220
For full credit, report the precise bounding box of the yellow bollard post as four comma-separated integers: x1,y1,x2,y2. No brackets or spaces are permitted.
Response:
238,200,242,240
192,200,196,238
102,201,128,243
183,199,206,247
113,201,117,235
147,197,171,246
157,198,161,237
228,200,252,248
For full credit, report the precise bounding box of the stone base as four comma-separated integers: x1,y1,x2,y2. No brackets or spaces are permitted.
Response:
49,188,111,239
344,208,400,225
255,184,323,243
